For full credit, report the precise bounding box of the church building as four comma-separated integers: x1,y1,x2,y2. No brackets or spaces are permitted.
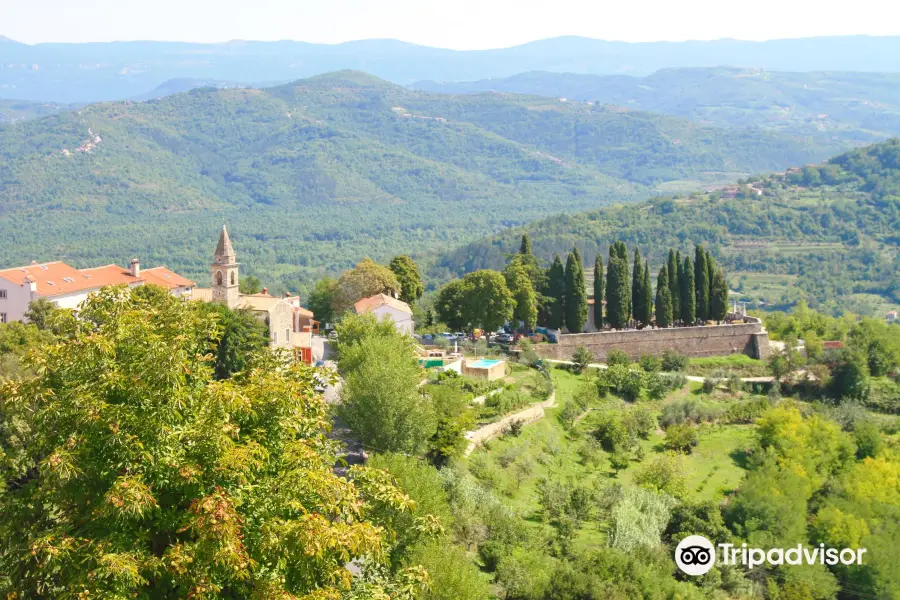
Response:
191,226,316,361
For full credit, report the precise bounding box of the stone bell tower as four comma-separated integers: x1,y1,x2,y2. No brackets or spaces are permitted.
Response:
211,225,240,308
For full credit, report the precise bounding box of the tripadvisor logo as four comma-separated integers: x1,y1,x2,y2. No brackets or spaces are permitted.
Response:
675,535,867,576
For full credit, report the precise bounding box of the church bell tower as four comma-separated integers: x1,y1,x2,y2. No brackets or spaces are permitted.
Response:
212,225,240,308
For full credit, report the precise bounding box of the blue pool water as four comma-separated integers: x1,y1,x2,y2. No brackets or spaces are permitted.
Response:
468,359,503,368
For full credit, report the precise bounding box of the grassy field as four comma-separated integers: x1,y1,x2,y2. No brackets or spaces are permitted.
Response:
462,366,760,550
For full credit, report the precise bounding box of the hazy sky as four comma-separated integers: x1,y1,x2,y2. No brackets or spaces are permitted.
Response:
3,0,899,48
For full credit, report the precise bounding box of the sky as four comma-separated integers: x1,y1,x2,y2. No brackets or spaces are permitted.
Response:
2,0,899,49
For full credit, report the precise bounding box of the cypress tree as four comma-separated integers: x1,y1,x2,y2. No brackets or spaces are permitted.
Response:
519,233,532,256
709,267,730,323
631,248,642,325
640,260,653,328
593,255,604,329
680,256,696,325
605,250,629,330
547,255,566,330
694,245,710,322
655,265,673,328
667,249,680,322
565,248,588,333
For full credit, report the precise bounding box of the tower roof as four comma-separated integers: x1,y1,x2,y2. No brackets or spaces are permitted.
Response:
214,225,236,263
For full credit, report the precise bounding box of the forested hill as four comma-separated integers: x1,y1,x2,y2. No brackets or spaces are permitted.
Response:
0,71,842,291
413,68,900,145
433,139,900,316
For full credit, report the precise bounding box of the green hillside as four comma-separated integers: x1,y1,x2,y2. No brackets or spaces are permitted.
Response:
433,139,900,316
0,71,841,291
0,99,74,124
414,68,900,145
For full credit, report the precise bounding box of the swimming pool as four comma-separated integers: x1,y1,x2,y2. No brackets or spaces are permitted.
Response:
467,359,502,369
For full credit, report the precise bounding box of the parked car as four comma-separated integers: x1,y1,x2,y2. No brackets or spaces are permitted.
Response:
496,333,514,343
454,332,466,340
440,332,455,340
422,333,435,342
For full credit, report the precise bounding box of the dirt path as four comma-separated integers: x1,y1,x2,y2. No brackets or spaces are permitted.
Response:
464,391,556,456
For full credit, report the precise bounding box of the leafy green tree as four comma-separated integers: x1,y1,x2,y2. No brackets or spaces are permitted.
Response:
0,320,56,380
680,256,696,325
631,248,643,324
333,312,402,363
333,258,401,315
436,271,514,334
828,350,871,401
664,424,699,453
571,346,593,374
504,257,538,333
238,274,263,294
605,246,630,329
0,286,427,598
435,279,471,332
340,334,436,454
709,267,729,323
24,298,63,331
547,255,566,330
667,249,680,322
695,245,710,321
307,276,338,327
390,255,425,306
463,270,515,333
655,265,674,327
593,255,604,328
203,302,268,380
564,248,588,333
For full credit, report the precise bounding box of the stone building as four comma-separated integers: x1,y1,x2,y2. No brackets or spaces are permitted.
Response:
192,226,316,359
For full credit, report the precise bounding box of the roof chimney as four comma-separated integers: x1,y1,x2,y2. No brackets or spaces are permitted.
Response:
129,258,140,278
262,287,268,295
284,291,291,297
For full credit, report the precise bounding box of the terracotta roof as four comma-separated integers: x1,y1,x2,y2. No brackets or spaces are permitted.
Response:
141,267,195,290
354,293,412,315
823,341,845,350
0,261,140,297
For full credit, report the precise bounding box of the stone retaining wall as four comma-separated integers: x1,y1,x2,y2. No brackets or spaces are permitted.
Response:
535,319,771,362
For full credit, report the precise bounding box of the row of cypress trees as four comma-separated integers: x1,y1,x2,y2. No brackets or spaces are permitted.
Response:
522,234,729,333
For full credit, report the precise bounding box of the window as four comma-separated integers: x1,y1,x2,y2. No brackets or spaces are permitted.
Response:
216,271,223,286
273,331,279,343
0,289,6,299
285,328,291,342
0,313,6,323
230,272,235,285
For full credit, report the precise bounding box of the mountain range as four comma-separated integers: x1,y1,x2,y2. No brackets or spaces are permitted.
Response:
0,71,845,292
3,35,900,103
414,68,900,144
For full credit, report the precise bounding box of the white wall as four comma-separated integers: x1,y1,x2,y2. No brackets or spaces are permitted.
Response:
372,305,414,335
0,277,34,323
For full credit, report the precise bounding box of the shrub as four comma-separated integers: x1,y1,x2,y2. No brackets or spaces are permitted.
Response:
724,397,770,423
635,452,688,498
661,349,689,372
638,354,662,373
571,345,593,374
853,420,883,459
726,373,743,394
606,349,631,367
623,406,656,439
609,450,632,474
503,419,525,438
660,398,722,428
592,412,632,451
664,424,699,453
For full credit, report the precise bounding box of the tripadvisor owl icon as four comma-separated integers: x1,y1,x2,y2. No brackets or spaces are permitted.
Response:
675,535,716,576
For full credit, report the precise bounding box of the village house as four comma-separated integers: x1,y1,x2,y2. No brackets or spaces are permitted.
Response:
354,293,414,335
0,258,193,324
191,226,317,362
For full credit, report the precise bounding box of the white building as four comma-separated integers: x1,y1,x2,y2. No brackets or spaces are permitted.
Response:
0,259,193,324
354,293,414,335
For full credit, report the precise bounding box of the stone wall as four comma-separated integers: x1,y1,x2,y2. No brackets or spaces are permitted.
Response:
535,318,772,362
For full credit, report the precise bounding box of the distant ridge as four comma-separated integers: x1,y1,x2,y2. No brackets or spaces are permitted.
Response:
3,34,900,103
